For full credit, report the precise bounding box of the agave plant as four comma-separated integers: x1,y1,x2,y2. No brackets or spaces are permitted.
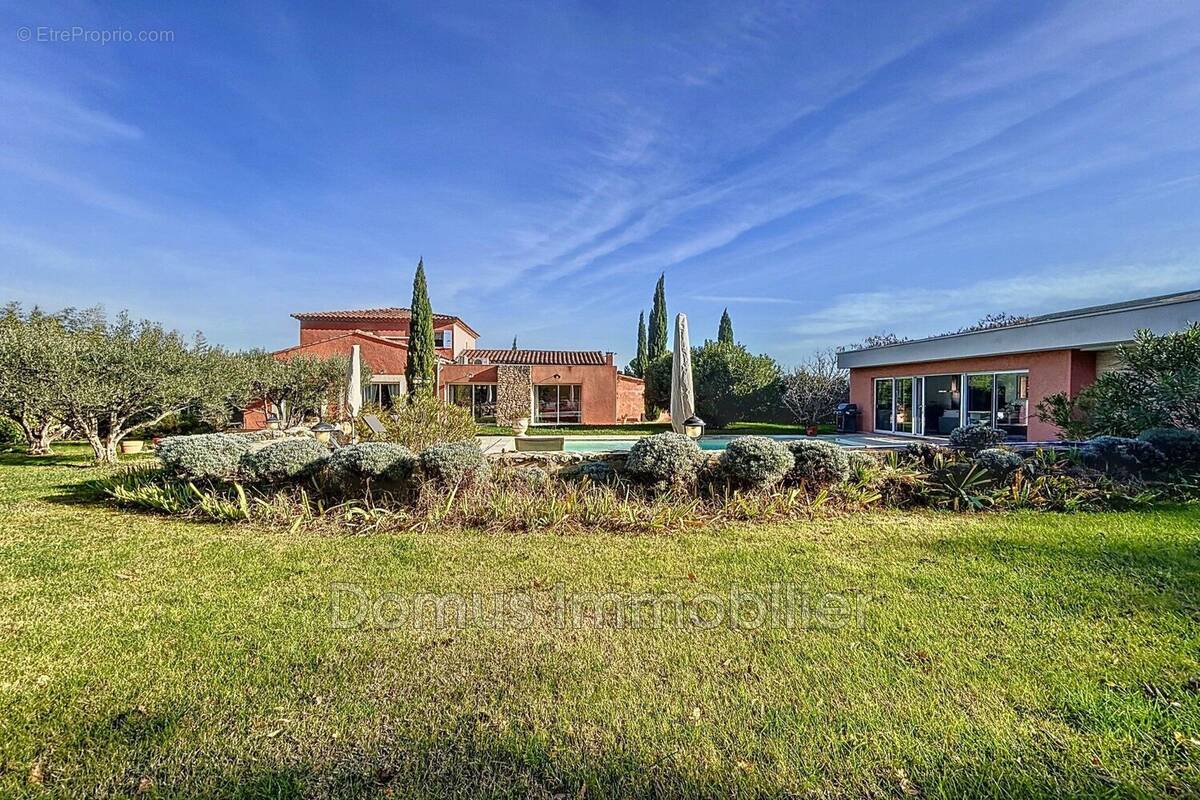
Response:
926,462,994,511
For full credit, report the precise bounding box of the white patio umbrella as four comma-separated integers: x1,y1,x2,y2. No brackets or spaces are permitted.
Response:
346,344,363,418
670,313,695,435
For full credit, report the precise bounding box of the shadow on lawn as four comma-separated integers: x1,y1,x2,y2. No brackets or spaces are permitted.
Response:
155,737,1156,799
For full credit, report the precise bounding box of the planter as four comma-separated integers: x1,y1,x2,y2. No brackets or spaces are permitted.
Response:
806,425,818,436
120,440,146,454
512,417,531,436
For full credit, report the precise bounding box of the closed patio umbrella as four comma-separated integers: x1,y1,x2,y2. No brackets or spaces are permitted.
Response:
670,313,695,435
346,344,363,418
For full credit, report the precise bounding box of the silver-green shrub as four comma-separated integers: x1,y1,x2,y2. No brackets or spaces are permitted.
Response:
419,441,489,486
845,449,880,473
786,439,850,486
157,433,253,481
240,437,330,484
974,447,1023,477
718,436,793,489
949,424,1008,455
327,442,417,487
624,432,702,486
1137,428,1200,470
565,460,618,484
1081,436,1165,477
504,464,551,489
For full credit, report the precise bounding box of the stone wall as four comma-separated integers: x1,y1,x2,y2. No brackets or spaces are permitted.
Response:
495,365,533,426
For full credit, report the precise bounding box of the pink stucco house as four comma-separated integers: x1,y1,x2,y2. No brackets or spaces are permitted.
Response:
837,290,1200,441
244,307,643,429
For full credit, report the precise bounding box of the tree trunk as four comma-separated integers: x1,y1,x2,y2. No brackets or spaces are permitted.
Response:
30,422,55,456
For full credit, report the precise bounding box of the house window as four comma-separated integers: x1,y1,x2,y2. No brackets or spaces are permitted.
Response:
448,384,496,422
535,385,581,424
366,383,404,409
434,329,453,349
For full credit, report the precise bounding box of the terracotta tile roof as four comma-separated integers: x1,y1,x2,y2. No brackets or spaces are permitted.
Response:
462,349,609,366
271,329,409,356
290,307,478,337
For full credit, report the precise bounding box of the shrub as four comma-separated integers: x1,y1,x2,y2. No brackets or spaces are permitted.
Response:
949,424,1008,455
357,395,477,452
0,417,22,447
1137,428,1200,470
326,442,417,488
644,343,782,427
565,460,618,485
157,433,253,481
624,432,702,486
504,464,551,489
785,439,849,486
240,437,330,484
902,441,954,468
420,441,489,486
845,449,879,473
718,436,793,489
975,448,1023,478
1080,436,1165,477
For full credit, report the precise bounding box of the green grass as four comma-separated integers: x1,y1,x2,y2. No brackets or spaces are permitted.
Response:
1,445,1198,797
476,421,834,436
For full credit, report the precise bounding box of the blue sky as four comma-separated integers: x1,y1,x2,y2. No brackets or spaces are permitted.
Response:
2,1,1199,363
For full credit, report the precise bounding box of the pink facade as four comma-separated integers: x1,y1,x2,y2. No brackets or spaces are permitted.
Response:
848,348,1097,441
245,307,643,428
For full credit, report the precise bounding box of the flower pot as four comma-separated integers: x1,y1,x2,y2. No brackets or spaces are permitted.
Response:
120,440,145,454
806,425,818,436
513,417,531,436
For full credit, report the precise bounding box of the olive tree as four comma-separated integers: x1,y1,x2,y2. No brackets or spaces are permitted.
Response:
53,309,240,464
781,350,849,427
247,351,353,428
0,305,69,455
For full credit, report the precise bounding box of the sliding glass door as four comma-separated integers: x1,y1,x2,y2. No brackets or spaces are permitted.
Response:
922,374,961,436
874,379,893,432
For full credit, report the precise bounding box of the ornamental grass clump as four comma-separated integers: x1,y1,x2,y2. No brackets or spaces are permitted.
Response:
948,424,1008,455
157,433,253,481
718,436,793,489
974,447,1023,479
239,437,330,485
1136,428,1200,471
785,439,849,487
1081,436,1165,477
419,441,490,487
624,432,702,488
326,442,417,491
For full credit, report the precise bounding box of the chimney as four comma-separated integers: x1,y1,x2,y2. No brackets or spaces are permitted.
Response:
605,352,614,366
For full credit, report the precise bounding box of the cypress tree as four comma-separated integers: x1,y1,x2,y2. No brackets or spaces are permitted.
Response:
512,335,518,350
648,273,668,360
405,258,437,398
718,308,734,344
633,311,647,378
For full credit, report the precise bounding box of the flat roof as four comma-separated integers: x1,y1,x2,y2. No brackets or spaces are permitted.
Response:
837,288,1200,369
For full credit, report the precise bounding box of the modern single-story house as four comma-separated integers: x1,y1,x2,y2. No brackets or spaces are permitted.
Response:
244,307,643,429
836,290,1200,441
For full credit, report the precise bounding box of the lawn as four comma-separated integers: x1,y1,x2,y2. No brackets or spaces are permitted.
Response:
476,421,834,436
1,446,1198,798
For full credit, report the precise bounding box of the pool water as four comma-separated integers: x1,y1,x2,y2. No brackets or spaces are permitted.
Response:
562,436,793,453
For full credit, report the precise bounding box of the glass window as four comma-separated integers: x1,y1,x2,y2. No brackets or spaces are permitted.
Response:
367,382,404,409
994,372,1028,440
895,378,913,434
874,379,893,432
535,385,582,424
967,374,994,427
922,375,961,436
448,384,496,422
434,329,453,349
